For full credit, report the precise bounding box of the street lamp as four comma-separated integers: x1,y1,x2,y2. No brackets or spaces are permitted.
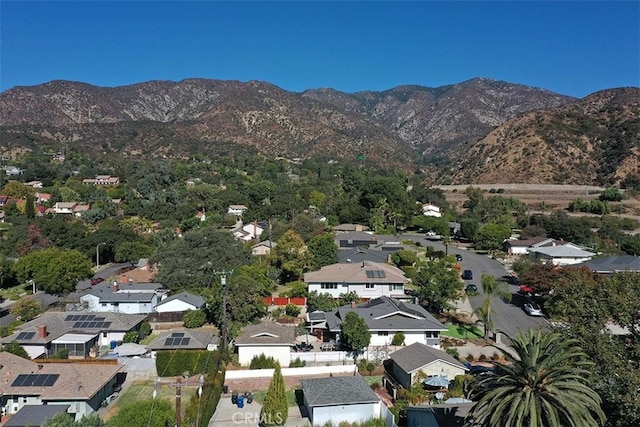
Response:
96,243,106,270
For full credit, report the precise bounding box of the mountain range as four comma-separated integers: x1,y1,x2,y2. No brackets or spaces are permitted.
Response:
1,78,638,186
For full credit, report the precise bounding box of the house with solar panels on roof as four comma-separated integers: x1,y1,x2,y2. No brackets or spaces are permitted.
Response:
0,352,121,421
147,329,219,357
303,261,409,300
0,312,147,359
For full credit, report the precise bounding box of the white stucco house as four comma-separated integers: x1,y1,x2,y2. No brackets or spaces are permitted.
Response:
155,291,206,313
251,240,277,256
233,222,264,241
389,342,468,389
422,203,442,217
228,204,248,216
234,321,296,367
302,375,383,426
324,296,447,348
304,261,408,299
81,282,163,314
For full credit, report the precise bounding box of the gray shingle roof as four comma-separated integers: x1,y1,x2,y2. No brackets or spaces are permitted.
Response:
234,321,296,346
155,291,206,308
579,255,640,273
4,404,71,427
326,296,446,332
391,342,468,373
148,328,219,350
302,375,379,407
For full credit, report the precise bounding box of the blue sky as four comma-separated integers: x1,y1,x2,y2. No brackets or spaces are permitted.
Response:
1,1,638,97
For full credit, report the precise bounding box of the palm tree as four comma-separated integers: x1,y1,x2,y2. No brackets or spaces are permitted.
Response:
468,329,606,427
475,274,511,339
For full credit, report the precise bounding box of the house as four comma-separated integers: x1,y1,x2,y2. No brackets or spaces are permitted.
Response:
81,281,164,314
528,246,595,266
34,193,51,204
324,296,447,348
0,312,147,359
4,166,23,176
53,202,77,215
82,175,120,186
251,240,277,256
234,321,296,367
301,375,383,426
117,259,157,283
4,404,71,427
335,232,377,248
422,203,442,217
0,352,121,421
578,255,640,274
304,261,408,299
155,291,206,313
25,181,43,188
233,222,264,241
147,329,218,356
503,236,583,256
72,204,91,217
227,204,248,216
405,402,473,427
388,342,468,389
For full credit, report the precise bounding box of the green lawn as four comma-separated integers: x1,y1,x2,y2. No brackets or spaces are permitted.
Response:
105,380,197,419
441,324,483,339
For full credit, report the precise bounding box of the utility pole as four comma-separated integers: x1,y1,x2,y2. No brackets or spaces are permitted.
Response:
214,270,233,355
174,376,182,427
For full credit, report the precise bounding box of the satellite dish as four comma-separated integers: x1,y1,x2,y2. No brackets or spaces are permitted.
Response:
435,392,445,400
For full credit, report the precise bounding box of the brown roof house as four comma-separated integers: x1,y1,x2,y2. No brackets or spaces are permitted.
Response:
0,352,121,421
388,342,468,389
148,329,219,356
234,321,296,367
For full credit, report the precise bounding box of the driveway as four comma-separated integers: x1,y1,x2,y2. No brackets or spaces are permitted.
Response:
393,234,548,337
209,392,307,427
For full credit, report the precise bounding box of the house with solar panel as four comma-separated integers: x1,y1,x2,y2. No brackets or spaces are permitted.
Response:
0,312,147,359
0,352,121,421
303,261,409,300
147,329,219,357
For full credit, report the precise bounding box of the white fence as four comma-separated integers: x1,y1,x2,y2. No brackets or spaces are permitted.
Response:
225,365,357,380
380,403,398,427
292,345,401,365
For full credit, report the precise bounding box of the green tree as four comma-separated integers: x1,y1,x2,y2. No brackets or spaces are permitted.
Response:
122,331,140,343
391,332,405,346
107,399,174,427
390,250,418,267
475,274,511,339
414,261,463,314
44,413,105,427
115,241,155,265
10,297,42,322
307,233,338,269
338,291,360,307
307,291,335,312
13,247,93,295
270,230,312,283
459,218,480,241
474,223,511,251
183,310,207,328
341,311,371,362
3,341,30,359
469,330,606,427
260,364,288,426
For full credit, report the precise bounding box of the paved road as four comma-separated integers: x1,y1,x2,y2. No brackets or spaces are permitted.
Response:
396,234,548,337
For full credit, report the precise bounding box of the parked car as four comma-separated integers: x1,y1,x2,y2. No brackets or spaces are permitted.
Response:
465,284,478,293
523,301,543,316
455,254,463,262
90,277,105,286
462,270,473,280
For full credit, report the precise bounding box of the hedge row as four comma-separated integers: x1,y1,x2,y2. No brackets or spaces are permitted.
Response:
156,350,222,377
183,364,226,427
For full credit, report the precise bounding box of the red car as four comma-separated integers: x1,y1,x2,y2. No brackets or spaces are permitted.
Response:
90,277,105,286
519,284,535,295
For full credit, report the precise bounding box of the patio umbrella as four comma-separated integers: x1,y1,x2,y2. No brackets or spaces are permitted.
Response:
423,375,451,388
444,397,472,404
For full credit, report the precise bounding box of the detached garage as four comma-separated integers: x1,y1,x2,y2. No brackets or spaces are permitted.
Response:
302,375,382,426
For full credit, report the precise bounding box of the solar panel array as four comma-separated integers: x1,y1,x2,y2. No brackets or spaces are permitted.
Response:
11,374,60,387
16,332,36,340
73,321,112,329
365,270,386,278
164,337,190,346
65,314,99,322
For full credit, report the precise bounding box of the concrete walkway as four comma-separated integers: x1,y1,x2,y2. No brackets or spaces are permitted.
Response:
209,393,309,426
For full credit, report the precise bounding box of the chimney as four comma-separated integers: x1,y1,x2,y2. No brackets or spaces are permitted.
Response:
37,325,47,339
113,282,119,292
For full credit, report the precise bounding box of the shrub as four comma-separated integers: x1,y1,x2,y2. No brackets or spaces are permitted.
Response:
391,332,405,346
466,354,475,363
290,357,306,368
445,347,460,360
478,354,487,362
285,303,301,317
123,331,140,343
183,310,206,328
249,354,279,369
261,364,288,426
491,352,501,361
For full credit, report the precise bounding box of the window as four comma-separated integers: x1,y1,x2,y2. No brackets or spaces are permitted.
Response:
365,283,375,289
425,331,440,338
320,283,338,290
391,284,403,290
378,331,388,336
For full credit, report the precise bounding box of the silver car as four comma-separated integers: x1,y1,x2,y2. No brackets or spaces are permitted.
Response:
524,301,543,316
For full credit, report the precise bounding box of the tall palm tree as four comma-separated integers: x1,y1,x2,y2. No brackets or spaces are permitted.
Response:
468,329,606,427
475,274,510,339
